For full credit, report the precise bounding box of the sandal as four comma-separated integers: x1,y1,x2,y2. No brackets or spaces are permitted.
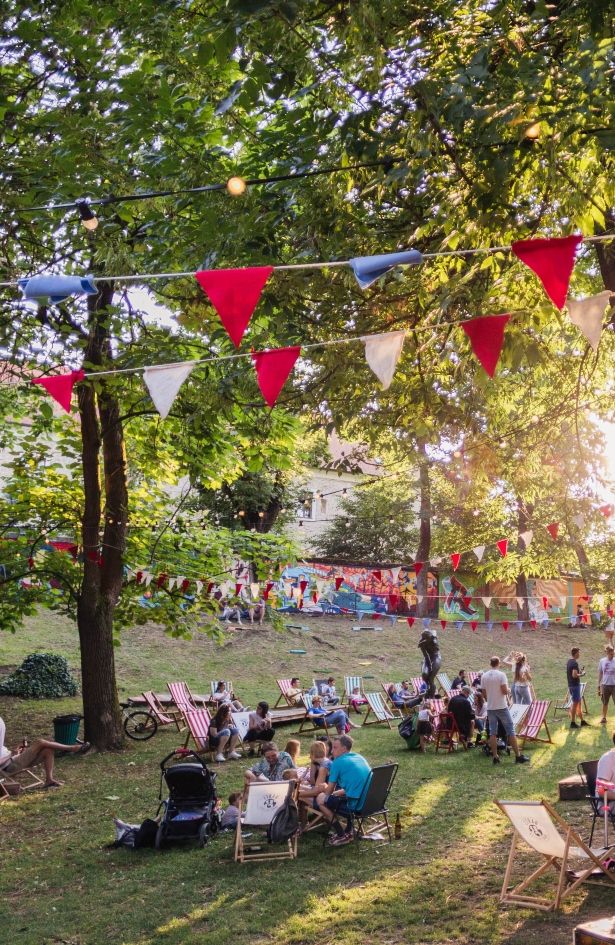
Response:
77,741,91,754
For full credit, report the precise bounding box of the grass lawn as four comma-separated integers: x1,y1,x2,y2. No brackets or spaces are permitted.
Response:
1,612,614,945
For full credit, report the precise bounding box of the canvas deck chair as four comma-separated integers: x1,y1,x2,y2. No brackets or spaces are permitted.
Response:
382,682,402,712
231,711,251,752
467,672,480,685
553,682,588,719
273,678,302,709
362,692,396,728
344,676,364,702
183,708,213,758
298,694,331,736
429,699,444,732
495,798,615,911
436,673,454,696
234,780,298,863
353,763,398,842
210,680,233,699
508,703,530,733
518,700,552,746
0,759,44,797
409,676,425,696
167,681,205,719
142,690,183,732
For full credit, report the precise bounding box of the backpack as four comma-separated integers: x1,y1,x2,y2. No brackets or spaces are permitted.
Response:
266,788,299,844
398,714,421,751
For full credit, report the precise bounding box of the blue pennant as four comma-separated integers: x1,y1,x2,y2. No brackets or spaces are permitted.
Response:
455,621,463,631
422,617,431,629
20,274,97,303
486,621,494,632
349,250,423,289
516,621,523,631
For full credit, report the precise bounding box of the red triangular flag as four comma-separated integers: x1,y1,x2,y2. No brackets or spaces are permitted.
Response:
312,591,319,604
335,576,344,591
298,597,304,609
299,580,308,594
608,607,614,618
32,369,85,413
372,570,382,582
157,573,167,588
542,596,549,610
251,346,300,408
450,553,461,571
502,620,509,631
235,582,243,596
440,619,447,630
599,504,614,518
497,539,508,557
194,266,274,347
389,593,400,609
530,619,537,629
180,579,190,592
207,581,214,595
512,234,582,309
461,315,510,378
414,561,424,576
462,596,472,608
407,617,415,628
263,580,274,600
546,522,559,540
470,621,478,632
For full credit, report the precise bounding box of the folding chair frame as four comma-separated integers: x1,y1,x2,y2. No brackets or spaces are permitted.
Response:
362,692,396,728
495,798,615,911
518,700,552,747
552,683,588,719
142,690,183,732
234,781,299,863
297,695,332,736
434,712,467,753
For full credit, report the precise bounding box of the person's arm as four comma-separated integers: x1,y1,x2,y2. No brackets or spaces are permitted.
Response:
598,661,604,687
571,665,581,680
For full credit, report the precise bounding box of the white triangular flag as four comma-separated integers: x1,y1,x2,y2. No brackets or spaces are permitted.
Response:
143,361,196,419
390,567,401,583
567,291,612,352
516,597,524,608
168,577,177,591
250,582,260,600
482,596,492,608
363,331,405,390
572,513,585,528
196,580,203,595
143,571,153,587
430,556,442,567
176,576,185,590
518,529,533,548
472,545,485,562
559,596,567,608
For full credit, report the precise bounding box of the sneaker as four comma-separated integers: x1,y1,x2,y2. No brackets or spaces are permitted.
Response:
570,722,579,729
601,718,607,725
492,755,501,765
215,753,226,762
515,754,531,764
580,719,590,727
227,751,242,760
328,831,353,847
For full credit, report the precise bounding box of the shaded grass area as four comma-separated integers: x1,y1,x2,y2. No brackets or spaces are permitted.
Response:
1,611,614,945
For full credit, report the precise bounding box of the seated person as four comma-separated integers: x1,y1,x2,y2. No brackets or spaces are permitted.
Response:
240,586,265,625
220,599,243,626
298,740,332,826
220,791,242,829
284,738,302,773
307,695,359,735
448,686,476,745
244,741,298,784
472,691,487,736
316,734,372,846
399,680,415,702
387,684,406,709
245,701,275,752
597,729,615,808
315,734,333,758
286,677,306,707
209,704,241,762
451,669,468,689
416,700,434,752
348,686,368,713
320,677,340,705
211,680,245,711
0,715,90,789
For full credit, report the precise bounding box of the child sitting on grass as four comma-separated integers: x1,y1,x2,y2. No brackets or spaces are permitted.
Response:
220,792,242,829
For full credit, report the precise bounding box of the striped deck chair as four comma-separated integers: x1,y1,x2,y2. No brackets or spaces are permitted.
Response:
467,672,480,685
410,676,425,696
508,703,530,733
167,681,205,719
362,692,397,728
436,673,454,696
210,680,233,698
344,676,364,701
298,694,331,736
430,698,445,732
518,700,552,747
142,690,183,733
382,682,402,712
183,708,213,758
273,678,301,709
552,682,588,719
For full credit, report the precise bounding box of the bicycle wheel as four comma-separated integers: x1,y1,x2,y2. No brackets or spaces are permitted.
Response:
124,710,158,741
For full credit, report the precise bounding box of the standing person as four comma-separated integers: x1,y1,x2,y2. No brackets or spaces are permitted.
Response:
448,687,476,746
604,615,615,646
567,646,589,729
598,645,615,725
481,657,530,766
209,704,241,762
244,701,275,753
0,716,90,789
511,654,533,705
315,735,372,846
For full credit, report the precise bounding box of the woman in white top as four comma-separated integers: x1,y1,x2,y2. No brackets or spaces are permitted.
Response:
212,681,245,711
512,654,533,705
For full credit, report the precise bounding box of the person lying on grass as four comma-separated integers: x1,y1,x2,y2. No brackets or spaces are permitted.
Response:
0,715,90,789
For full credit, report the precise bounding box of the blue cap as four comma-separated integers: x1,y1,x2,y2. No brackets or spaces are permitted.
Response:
349,250,423,289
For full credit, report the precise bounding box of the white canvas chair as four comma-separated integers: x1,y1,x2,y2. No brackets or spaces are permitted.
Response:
234,780,298,862
552,682,588,719
495,798,615,911
344,676,363,701
362,692,396,728
298,694,331,736
231,711,251,753
436,672,454,696
508,703,530,733
210,680,233,698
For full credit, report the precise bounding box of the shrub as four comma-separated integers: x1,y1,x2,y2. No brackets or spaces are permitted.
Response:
0,653,79,699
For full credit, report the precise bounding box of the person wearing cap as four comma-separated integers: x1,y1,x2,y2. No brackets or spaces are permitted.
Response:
598,645,615,724
448,686,476,746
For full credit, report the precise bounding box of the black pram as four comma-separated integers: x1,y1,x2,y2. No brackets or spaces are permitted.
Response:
155,749,220,850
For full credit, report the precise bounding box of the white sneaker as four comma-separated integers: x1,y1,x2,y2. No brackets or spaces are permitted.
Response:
215,753,226,762
228,751,242,760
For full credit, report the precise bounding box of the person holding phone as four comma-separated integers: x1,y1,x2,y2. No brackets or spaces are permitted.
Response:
567,646,589,729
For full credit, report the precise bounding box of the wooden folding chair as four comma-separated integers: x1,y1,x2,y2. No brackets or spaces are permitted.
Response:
495,798,615,911
362,692,396,728
508,703,530,734
167,681,205,721
344,676,364,702
434,711,466,752
0,756,45,795
409,676,425,696
552,682,588,719
467,672,481,685
436,673,453,696
183,709,213,759
142,690,183,732
298,694,331,736
518,700,552,747
382,682,402,712
234,780,298,862
273,678,298,709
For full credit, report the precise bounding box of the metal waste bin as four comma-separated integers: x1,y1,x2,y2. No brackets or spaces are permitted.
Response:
52,714,82,745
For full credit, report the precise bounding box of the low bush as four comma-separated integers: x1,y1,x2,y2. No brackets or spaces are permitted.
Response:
0,652,78,698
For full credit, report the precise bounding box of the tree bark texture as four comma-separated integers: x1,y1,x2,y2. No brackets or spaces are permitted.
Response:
76,283,126,750
415,441,431,618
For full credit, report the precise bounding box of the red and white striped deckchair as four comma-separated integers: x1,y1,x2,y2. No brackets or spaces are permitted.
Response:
142,690,183,732
430,698,445,732
467,672,481,685
410,676,425,696
183,709,213,757
167,681,204,719
518,700,552,747
274,678,298,709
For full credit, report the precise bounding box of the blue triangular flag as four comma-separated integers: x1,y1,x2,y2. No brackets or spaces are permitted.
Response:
516,621,523,631
422,617,431,629
19,274,97,303
349,250,423,289
486,621,494,632
455,621,463,631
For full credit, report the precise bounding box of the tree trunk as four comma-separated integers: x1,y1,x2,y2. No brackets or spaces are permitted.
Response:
415,441,431,618
76,283,126,750
515,501,532,621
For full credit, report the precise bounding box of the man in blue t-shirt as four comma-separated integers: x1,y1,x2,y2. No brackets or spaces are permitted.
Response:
316,734,372,846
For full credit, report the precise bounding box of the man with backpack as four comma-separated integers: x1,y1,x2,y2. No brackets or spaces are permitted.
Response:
315,734,372,846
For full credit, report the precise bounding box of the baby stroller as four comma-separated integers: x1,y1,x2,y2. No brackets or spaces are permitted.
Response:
155,748,220,850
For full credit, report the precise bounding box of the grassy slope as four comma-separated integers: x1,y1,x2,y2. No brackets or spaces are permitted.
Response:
1,611,614,945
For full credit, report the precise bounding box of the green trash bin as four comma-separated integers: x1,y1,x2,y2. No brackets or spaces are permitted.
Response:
52,714,82,745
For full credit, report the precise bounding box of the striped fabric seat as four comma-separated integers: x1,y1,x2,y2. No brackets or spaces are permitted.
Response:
344,676,363,700
436,673,454,695
362,692,396,728
467,672,481,685
167,681,203,717
184,708,212,755
142,690,179,730
518,700,552,746
410,676,425,695
210,680,233,698
553,682,588,718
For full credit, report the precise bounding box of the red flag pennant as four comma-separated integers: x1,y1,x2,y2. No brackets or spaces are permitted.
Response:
608,607,614,618
414,561,424,576
235,582,243,596
298,597,304,609
462,596,472,608
32,369,85,413
502,620,509,631
461,315,510,378
450,553,462,571
312,591,319,604
194,266,274,348
470,621,478,632
299,580,308,594
335,576,344,591
512,234,582,309
546,522,559,540
180,578,190,592
157,573,168,588
207,581,214,595
440,619,447,630
497,539,508,557
530,619,537,629
372,570,382,582
251,346,300,408
542,596,549,610
389,593,400,609
135,571,143,584
599,504,614,518
407,617,415,628
263,581,274,601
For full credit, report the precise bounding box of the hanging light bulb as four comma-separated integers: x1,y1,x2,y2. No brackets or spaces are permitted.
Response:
226,176,247,196
76,198,99,231
238,510,245,517
258,511,265,518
